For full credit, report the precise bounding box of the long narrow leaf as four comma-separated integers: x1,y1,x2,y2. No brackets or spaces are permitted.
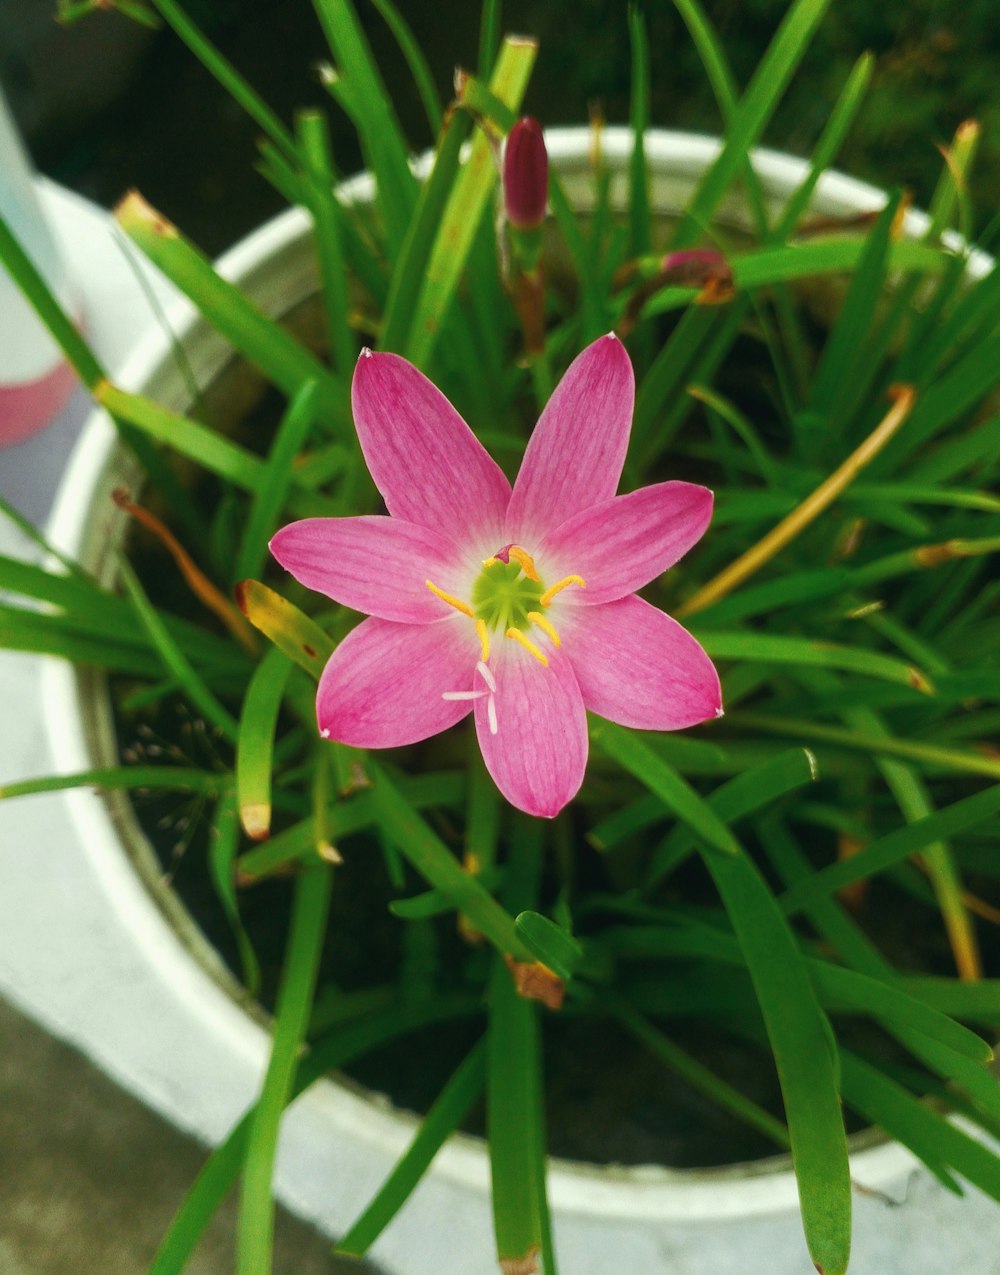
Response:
337,1039,486,1256
405,37,537,368
237,864,333,1275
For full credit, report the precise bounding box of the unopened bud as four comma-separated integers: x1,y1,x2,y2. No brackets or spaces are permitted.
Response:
503,117,548,229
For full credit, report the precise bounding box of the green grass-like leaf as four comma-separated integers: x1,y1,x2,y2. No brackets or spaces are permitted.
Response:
594,721,740,856
237,864,333,1275
404,36,537,369
337,1039,486,1256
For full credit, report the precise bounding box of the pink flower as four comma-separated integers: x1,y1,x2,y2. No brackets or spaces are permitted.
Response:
270,335,721,818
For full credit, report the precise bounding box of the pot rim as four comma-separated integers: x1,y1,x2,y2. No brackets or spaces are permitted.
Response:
43,125,965,1230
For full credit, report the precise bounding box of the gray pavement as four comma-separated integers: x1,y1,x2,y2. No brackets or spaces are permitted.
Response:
0,996,375,1274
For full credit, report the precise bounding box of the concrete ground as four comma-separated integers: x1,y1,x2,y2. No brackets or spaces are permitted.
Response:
0,997,376,1274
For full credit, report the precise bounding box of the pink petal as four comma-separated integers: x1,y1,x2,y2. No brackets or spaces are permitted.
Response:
537,482,713,605
317,615,479,748
270,516,472,623
352,351,511,551
505,334,634,543
474,639,588,818
562,595,722,730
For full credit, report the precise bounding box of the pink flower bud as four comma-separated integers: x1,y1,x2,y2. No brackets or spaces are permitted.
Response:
503,117,548,230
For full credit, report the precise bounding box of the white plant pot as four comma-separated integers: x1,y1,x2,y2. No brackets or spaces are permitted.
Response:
3,129,997,1275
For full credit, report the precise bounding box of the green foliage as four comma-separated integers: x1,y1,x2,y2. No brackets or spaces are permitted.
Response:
3,2,1000,1272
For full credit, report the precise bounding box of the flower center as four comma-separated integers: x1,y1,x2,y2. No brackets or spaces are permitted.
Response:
472,556,546,633
425,544,585,668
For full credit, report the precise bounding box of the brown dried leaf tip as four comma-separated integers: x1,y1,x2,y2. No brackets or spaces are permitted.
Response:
504,955,565,1010
114,189,179,238
499,1246,540,1275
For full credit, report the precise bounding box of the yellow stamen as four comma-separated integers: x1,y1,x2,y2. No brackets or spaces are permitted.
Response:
475,618,490,661
507,546,540,581
539,575,586,606
526,611,561,647
505,626,548,666
481,556,499,568
425,579,473,617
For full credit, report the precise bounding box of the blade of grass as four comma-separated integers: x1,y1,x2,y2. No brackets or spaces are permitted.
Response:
627,5,652,260
0,556,247,672
671,0,834,248
337,1039,486,1256
840,1050,1000,1203
117,554,240,742
0,607,192,680
237,864,333,1275
0,765,224,800
147,0,295,160
368,0,443,134
739,713,1000,782
771,52,875,241
900,979,1000,1026
236,646,293,840
672,0,770,236
679,385,916,616
927,119,980,243
643,748,817,891
805,192,901,436
780,784,1000,915
148,999,478,1275
695,628,933,693
115,193,346,428
701,849,851,1272
236,772,465,881
477,0,501,75
405,36,537,369
601,737,852,1272
615,1000,790,1149
757,811,891,978
593,722,740,856
235,580,335,680
488,822,555,1275
514,911,584,982
368,764,534,963
296,112,357,379
378,87,473,353
234,381,320,583
208,787,261,996
846,702,980,980
312,0,417,259
0,210,102,388
94,384,265,493
811,965,990,1063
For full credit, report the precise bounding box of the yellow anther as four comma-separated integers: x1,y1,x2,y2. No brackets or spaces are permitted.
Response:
505,626,549,667
526,611,561,647
508,546,540,581
481,556,500,568
475,618,490,661
425,579,473,617
539,575,586,606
